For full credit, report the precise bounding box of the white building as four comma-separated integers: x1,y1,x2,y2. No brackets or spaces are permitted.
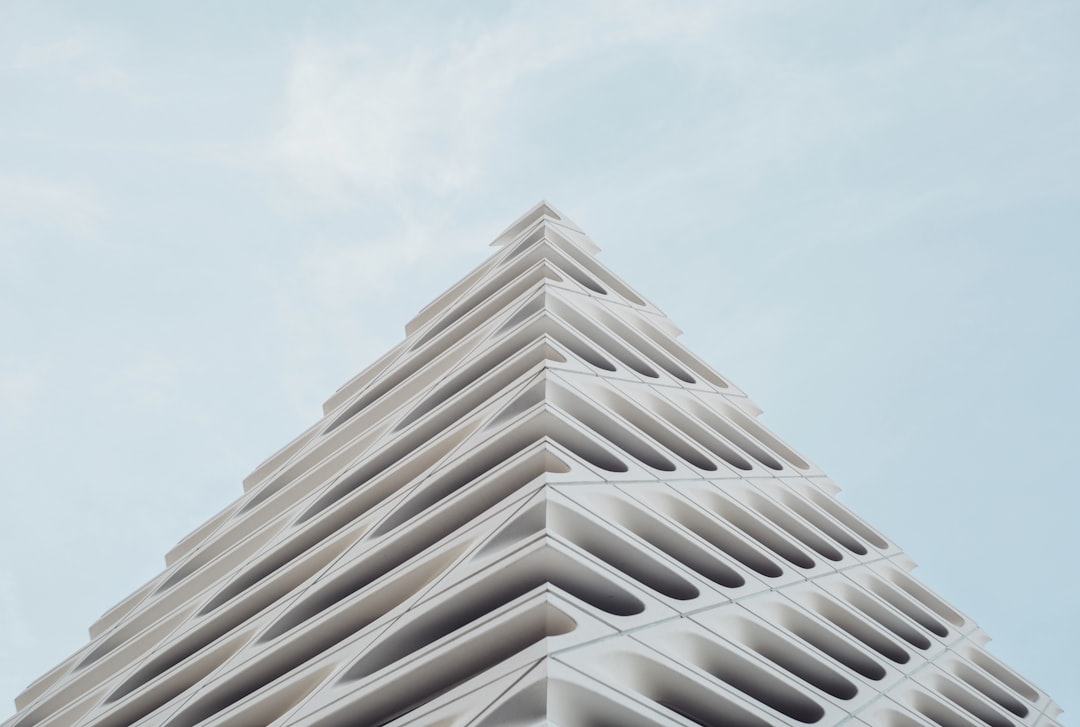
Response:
4,202,1062,727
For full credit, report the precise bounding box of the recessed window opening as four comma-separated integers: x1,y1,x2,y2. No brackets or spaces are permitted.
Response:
684,401,784,470
96,680,192,727
495,290,546,333
503,224,550,261
804,593,911,665
591,307,696,383
550,384,674,471
610,654,773,727
476,500,547,558
733,617,858,700
544,227,646,305
550,299,658,378
411,258,561,351
372,445,556,538
16,687,101,727
638,392,751,471
552,504,699,600
322,603,573,727
552,325,616,371
268,436,482,619
549,419,629,472
331,550,640,686
556,259,607,294
682,634,826,723
236,468,304,518
299,415,478,524
883,710,931,727
702,493,815,569
406,255,495,340
42,652,135,720
951,663,1029,718
657,494,783,578
911,692,983,727
325,285,500,436
490,406,627,473
797,486,889,549
716,401,811,470
167,506,235,570
774,604,886,681
324,361,424,436
184,665,332,725
396,339,556,431
165,665,333,727
473,682,546,727
959,647,1039,703
94,569,266,688
495,204,562,250
345,578,576,682
589,387,716,471
837,585,932,650
490,380,546,427
492,408,627,473
494,297,617,372
104,627,251,724
199,525,355,617
368,446,556,561
21,607,193,727
504,236,608,295
548,680,668,727
605,499,744,589
172,550,463,727
544,549,646,616
242,414,395,518
409,329,564,430
930,677,1016,727
268,426,471,616
325,344,399,412
77,602,195,672
260,536,466,644
655,695,768,727
863,576,949,638
155,519,284,595
777,492,868,555
628,312,730,388
882,566,964,628
744,493,843,562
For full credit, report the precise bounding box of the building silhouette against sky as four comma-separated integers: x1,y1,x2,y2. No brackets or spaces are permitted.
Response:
4,203,1062,726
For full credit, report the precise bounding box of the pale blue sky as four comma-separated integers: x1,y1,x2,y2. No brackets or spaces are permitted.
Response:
1,0,1077,719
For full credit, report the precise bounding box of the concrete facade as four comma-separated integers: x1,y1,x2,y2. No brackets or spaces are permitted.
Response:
4,202,1063,726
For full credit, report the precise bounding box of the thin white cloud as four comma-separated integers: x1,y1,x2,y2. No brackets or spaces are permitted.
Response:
3,36,133,89
0,362,42,433
268,0,720,207
264,0,724,411
5,37,94,71
75,63,133,90
0,175,104,241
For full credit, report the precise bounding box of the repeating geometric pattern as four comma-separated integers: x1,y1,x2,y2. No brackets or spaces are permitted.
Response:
5,202,1063,727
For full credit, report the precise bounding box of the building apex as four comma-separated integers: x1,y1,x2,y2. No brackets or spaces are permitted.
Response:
489,200,587,248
